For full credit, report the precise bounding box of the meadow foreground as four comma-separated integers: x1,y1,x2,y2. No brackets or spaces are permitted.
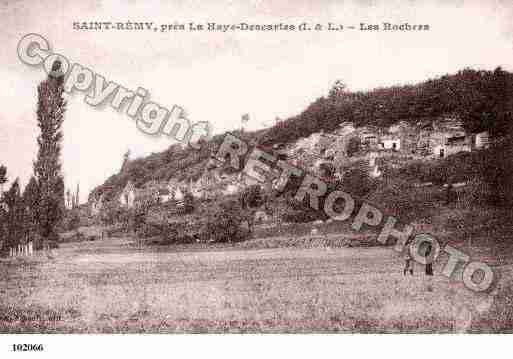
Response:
1,237,512,333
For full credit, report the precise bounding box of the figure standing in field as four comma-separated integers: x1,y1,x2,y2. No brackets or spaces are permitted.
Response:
445,179,455,205
424,242,434,276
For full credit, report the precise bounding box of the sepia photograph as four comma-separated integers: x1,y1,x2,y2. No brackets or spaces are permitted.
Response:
1,0,513,355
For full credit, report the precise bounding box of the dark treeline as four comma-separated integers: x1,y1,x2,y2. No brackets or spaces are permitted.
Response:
260,67,513,146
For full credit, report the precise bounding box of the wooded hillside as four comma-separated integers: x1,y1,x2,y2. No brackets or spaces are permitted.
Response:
90,67,513,202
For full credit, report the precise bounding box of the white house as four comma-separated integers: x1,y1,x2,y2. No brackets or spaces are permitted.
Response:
295,132,323,152
119,181,137,208
336,122,356,136
432,134,472,158
159,179,182,203
475,131,490,149
380,136,401,151
368,152,382,178
223,182,242,196
158,187,173,203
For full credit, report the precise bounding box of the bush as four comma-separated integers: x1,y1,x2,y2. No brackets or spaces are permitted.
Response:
136,223,163,238
366,179,443,223
62,209,81,232
159,223,197,245
200,200,249,243
391,152,484,185
481,136,513,206
240,184,264,209
281,208,324,223
346,136,361,157
34,238,59,250
340,164,377,198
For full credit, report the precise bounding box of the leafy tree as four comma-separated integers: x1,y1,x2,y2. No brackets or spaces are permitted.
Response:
3,179,25,249
240,184,264,209
329,80,347,98
482,135,513,206
346,136,361,157
33,60,66,243
202,200,247,243
342,164,375,198
100,200,123,226
121,149,131,171
319,162,336,179
0,203,6,252
239,184,265,235
182,189,195,214
23,176,39,242
67,209,81,233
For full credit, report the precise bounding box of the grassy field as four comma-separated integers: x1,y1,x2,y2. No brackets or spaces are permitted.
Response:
1,236,512,333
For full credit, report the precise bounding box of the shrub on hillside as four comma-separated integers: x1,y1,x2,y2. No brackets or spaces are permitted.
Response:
62,209,81,232
391,152,484,186
100,201,124,226
136,223,163,238
366,180,443,224
482,136,513,207
340,164,377,198
281,208,324,223
346,136,361,157
201,200,249,243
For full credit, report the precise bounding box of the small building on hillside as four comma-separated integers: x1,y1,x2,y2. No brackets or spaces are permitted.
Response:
190,168,223,200
358,126,381,150
432,135,472,158
428,119,472,158
295,132,323,153
387,121,419,153
380,135,401,151
335,122,356,136
254,210,270,223
223,182,243,196
159,179,186,203
474,131,490,149
410,118,474,158
368,152,382,178
157,187,172,203
119,181,137,208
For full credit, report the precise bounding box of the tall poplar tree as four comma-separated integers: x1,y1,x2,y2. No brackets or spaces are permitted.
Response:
33,60,66,242
23,176,39,241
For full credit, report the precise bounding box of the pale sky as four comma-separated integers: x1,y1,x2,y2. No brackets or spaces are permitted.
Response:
0,0,512,203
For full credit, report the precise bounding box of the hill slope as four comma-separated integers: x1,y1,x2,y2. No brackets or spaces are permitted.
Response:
89,67,513,202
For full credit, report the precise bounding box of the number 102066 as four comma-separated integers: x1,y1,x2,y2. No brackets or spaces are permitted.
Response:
12,344,44,352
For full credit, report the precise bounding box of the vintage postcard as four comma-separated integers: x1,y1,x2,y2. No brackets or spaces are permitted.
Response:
1,0,513,352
